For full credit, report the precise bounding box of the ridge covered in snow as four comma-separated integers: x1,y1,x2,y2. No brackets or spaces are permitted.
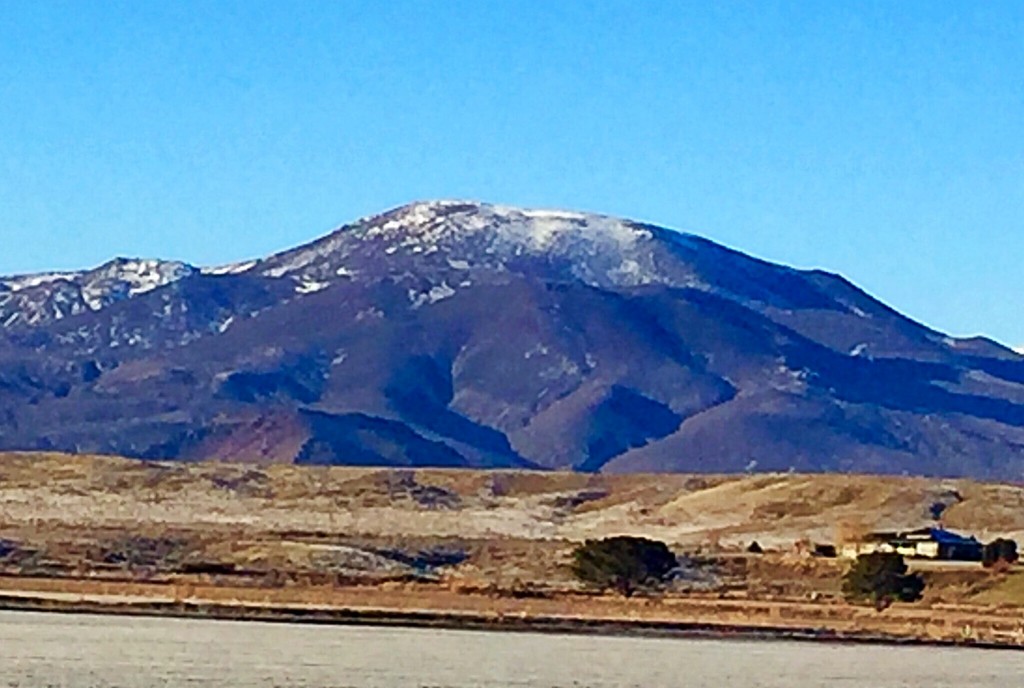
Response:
0,257,196,328
0,257,195,297
0,201,1015,362
0,200,691,331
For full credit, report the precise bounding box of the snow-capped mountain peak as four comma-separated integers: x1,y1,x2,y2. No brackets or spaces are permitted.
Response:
361,200,651,250
255,200,678,291
85,257,196,296
0,257,196,329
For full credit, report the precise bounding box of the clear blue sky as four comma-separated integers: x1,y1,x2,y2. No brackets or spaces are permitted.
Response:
2,1,1022,346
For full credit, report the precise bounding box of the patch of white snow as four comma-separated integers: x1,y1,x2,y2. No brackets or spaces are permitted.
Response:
294,278,331,295
203,260,257,276
0,272,80,292
408,282,456,308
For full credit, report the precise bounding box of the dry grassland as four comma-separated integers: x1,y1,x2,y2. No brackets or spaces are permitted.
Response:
0,451,1023,644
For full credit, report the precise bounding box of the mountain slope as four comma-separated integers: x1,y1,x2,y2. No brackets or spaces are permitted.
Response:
1,201,1023,479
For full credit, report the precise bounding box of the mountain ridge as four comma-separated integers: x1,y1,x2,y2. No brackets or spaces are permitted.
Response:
1,200,1022,479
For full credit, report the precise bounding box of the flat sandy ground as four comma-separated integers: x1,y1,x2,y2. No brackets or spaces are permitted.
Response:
5,612,1024,688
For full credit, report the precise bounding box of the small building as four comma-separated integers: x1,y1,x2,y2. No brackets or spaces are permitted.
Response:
839,527,982,561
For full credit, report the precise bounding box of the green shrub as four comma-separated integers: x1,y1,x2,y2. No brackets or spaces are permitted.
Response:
842,552,924,610
570,535,677,597
982,538,1019,568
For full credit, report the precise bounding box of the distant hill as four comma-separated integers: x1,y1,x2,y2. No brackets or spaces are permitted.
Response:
1,452,1022,549
1,201,1023,478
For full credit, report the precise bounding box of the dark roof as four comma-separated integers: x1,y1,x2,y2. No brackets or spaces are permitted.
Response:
925,528,980,545
866,527,979,545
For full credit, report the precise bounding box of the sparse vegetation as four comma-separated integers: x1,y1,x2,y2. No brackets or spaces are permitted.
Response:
842,552,925,610
91,535,191,570
570,535,677,597
375,545,468,575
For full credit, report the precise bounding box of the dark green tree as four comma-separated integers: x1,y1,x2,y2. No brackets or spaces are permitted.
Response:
570,535,678,597
842,552,925,610
982,538,1019,568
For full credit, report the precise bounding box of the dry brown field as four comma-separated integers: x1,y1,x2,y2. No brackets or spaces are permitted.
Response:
1,451,1023,645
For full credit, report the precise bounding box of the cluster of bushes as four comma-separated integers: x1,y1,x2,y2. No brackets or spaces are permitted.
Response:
570,536,928,606
570,536,678,597
90,535,190,570
570,534,1020,611
982,538,1019,568
841,552,924,610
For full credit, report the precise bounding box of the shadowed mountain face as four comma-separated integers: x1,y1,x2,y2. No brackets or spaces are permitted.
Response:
1,201,1023,478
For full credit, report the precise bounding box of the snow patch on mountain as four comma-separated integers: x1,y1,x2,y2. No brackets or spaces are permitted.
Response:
261,233,353,279
408,281,457,308
0,271,80,292
202,260,257,276
294,277,330,294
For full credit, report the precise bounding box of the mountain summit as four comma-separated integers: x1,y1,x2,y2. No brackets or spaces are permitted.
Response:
1,201,1023,478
